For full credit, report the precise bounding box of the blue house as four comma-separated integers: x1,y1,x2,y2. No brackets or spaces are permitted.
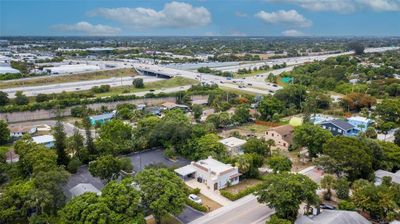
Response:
347,116,373,132
89,111,116,125
321,120,358,136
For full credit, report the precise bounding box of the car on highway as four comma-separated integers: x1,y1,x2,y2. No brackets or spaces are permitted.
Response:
188,194,202,204
149,89,155,92
247,83,252,86
272,84,278,87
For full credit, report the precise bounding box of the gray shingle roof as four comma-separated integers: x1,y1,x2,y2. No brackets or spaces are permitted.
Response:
322,119,354,130
295,210,371,224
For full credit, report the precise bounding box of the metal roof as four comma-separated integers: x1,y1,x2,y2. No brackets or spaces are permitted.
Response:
295,210,371,224
322,119,354,131
32,135,55,144
69,183,101,197
174,165,197,177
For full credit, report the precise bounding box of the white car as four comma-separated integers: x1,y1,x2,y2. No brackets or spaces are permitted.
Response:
188,194,202,204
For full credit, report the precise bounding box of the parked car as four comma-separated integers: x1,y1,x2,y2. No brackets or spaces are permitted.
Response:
188,194,202,204
320,203,336,210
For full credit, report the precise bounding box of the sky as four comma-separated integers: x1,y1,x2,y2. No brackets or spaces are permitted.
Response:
1,0,400,36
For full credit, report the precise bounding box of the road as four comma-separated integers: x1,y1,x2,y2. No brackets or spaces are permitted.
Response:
2,75,164,98
189,195,274,224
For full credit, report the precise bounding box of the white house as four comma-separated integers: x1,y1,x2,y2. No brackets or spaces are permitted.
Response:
9,126,37,138
32,135,55,148
219,137,246,155
175,156,241,190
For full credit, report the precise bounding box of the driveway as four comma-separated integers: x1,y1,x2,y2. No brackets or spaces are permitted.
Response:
185,179,233,206
177,206,205,224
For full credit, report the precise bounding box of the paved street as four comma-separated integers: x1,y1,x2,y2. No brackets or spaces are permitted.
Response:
2,75,164,98
189,195,274,224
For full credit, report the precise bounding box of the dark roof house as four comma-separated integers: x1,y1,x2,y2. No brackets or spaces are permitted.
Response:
321,119,358,136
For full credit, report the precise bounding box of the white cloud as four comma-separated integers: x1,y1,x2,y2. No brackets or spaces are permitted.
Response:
267,0,400,12
282,29,305,36
357,0,400,11
53,21,120,35
255,10,312,27
267,0,356,13
89,1,211,29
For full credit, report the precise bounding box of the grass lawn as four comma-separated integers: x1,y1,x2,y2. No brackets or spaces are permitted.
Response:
0,68,135,89
234,69,272,78
220,86,260,96
146,214,181,224
93,77,198,97
223,179,262,195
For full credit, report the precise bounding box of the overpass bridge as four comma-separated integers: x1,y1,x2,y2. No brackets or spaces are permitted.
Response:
134,63,182,78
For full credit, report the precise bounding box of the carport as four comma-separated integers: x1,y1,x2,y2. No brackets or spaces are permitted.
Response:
175,165,196,180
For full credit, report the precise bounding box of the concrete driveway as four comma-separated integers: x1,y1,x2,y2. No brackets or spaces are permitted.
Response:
185,179,233,206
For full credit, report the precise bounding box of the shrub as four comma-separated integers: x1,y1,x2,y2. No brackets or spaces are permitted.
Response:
120,157,133,173
338,200,356,211
189,188,201,195
67,158,81,173
185,198,208,212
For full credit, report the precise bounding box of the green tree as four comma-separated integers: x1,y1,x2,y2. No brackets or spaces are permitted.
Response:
188,133,226,160
0,91,9,106
82,116,96,155
293,124,333,158
348,42,365,55
14,91,29,105
192,104,203,121
96,119,133,155
334,177,350,200
67,129,84,160
394,129,400,147
316,136,373,181
135,168,186,224
338,200,356,211
256,173,319,221
274,84,307,110
242,137,271,157
88,155,124,182
351,179,398,222
0,121,10,145
258,96,284,121
320,175,336,201
132,78,144,88
234,153,262,178
232,104,250,124
365,127,377,139
267,215,292,224
267,154,292,173
52,119,69,166
376,99,400,124
35,93,49,103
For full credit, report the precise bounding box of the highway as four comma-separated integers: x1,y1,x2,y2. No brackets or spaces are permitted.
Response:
189,195,274,224
2,75,164,98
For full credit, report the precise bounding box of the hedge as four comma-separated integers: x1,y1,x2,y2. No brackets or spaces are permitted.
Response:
185,198,208,212
220,183,263,201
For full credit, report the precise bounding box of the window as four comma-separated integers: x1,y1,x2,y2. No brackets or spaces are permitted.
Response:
272,133,274,137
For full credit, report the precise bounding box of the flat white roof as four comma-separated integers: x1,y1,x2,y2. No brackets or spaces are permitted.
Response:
32,135,55,144
0,66,19,74
375,169,400,184
195,156,235,174
219,137,246,148
348,116,372,123
175,165,197,176
69,183,101,197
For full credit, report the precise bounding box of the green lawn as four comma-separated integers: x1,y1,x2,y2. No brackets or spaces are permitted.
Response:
94,77,198,97
234,69,271,78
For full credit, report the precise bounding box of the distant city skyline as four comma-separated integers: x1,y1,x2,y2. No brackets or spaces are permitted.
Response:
1,0,400,36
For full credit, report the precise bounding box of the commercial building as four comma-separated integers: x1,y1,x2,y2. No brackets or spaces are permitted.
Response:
175,156,241,190
32,135,55,148
43,64,100,74
219,137,246,155
265,125,294,150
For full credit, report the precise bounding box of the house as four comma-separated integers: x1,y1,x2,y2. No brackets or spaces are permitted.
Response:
265,125,294,150
174,156,241,190
69,183,101,198
145,106,162,116
295,210,370,224
5,150,19,164
161,102,190,112
347,116,373,132
9,126,37,138
89,110,116,125
320,120,358,136
32,135,55,148
136,104,146,110
374,169,400,185
310,114,336,125
219,137,246,155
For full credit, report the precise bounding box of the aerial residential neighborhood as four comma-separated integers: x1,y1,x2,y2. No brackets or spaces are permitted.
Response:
1,1,400,224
